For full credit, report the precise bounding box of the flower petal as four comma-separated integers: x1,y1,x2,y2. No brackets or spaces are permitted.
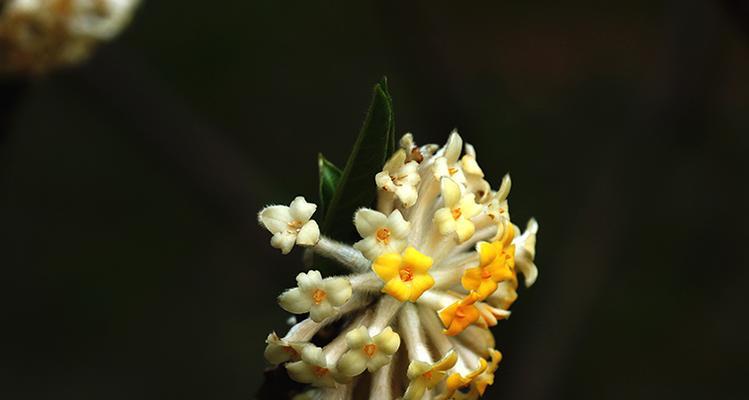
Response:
337,350,368,377
278,287,312,314
372,253,402,281
354,208,388,237
286,361,314,384
444,130,463,164
296,220,320,246
323,277,352,306
382,149,407,174
440,177,462,207
345,326,371,349
408,274,435,302
270,232,296,254
455,218,476,243
259,205,292,233
309,300,334,322
382,278,410,302
373,327,400,355
386,209,410,239
402,247,433,273
296,270,323,291
289,196,317,222
367,352,391,372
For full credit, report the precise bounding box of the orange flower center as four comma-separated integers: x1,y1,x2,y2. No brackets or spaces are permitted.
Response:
423,371,433,379
287,220,303,233
376,227,391,244
480,268,492,279
363,343,377,357
451,208,462,220
282,346,298,357
313,366,329,377
448,167,458,176
455,307,468,319
312,289,327,304
399,266,414,282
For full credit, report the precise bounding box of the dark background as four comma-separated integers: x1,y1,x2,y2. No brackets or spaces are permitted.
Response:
2,1,748,399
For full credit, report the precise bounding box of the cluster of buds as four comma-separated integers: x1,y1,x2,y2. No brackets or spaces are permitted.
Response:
259,132,539,399
0,0,141,74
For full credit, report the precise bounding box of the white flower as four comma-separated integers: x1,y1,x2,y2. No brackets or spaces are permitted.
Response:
278,270,352,322
433,177,482,242
258,196,320,254
337,326,401,376
487,174,512,222
286,345,338,388
432,131,466,183
461,143,492,203
353,208,410,260
263,332,308,364
375,149,421,207
513,219,539,287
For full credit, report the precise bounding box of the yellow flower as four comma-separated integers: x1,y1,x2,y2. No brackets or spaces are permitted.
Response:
461,227,516,300
472,349,502,396
372,247,435,302
440,358,488,400
438,292,482,336
403,350,458,400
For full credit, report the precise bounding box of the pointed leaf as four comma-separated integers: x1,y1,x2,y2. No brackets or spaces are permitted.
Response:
321,77,395,241
318,153,342,216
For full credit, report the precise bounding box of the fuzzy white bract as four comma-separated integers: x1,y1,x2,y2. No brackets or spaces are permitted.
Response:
259,132,540,399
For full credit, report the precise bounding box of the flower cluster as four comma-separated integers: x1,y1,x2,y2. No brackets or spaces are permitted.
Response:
259,132,539,399
0,0,141,74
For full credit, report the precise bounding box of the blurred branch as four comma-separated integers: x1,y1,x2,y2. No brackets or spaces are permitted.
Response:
0,78,28,146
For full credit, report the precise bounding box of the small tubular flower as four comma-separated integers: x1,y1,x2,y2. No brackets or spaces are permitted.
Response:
372,247,434,302
337,326,401,376
461,230,516,300
353,208,410,260
434,177,482,243
441,358,488,400
258,196,320,254
264,332,308,364
375,149,421,207
286,345,338,388
278,270,352,322
403,350,458,400
438,292,482,336
514,218,539,287
461,143,492,203
472,349,502,396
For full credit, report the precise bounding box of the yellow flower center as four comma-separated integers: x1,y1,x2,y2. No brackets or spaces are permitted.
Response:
399,266,414,282
448,167,458,175
452,208,462,220
313,366,329,377
363,343,377,357
376,227,391,244
312,289,327,304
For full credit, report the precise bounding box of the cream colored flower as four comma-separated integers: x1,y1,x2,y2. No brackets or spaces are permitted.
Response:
286,345,338,388
461,143,492,203
353,208,410,260
403,350,458,400
433,177,482,242
263,332,308,364
258,196,320,254
513,219,539,287
375,149,420,207
337,326,401,376
278,270,352,322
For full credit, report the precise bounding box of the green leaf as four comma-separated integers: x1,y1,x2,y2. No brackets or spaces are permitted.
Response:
321,77,396,241
318,153,342,216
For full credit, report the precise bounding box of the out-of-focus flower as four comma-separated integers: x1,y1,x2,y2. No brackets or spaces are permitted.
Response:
0,0,141,74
